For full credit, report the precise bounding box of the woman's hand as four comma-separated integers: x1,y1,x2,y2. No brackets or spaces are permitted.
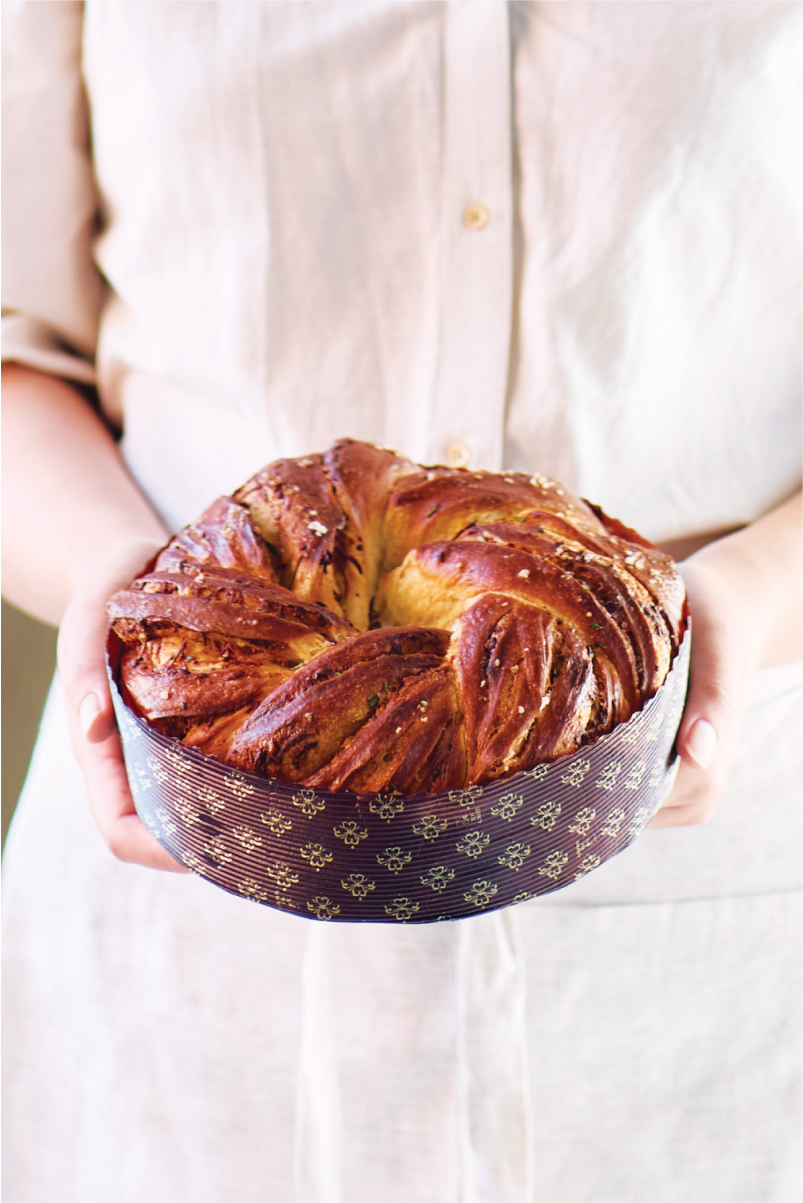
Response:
57,538,189,871
2,364,186,871
650,492,802,828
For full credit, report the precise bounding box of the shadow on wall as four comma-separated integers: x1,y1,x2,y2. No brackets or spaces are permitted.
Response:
2,600,58,847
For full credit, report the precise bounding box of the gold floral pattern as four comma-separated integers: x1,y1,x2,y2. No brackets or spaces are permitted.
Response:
645,717,663,743
457,806,483,826
624,760,647,790
291,788,325,818
197,783,225,815
174,797,201,826
228,772,256,802
525,764,549,782
117,710,142,742
266,861,300,890
497,842,531,872
384,897,420,921
619,712,644,745
260,810,292,837
306,896,341,920
341,873,376,899
237,878,269,903
369,796,405,822
456,830,490,858
463,879,498,908
574,853,602,880
146,753,169,785
164,747,192,777
154,805,177,837
600,807,626,838
448,785,483,808
648,760,665,788
538,850,569,880
231,824,263,853
561,759,591,787
142,811,160,836
420,865,455,892
530,799,562,831
132,764,152,793
568,807,596,837
181,850,204,873
594,760,622,791
490,792,524,822
204,835,233,866
333,820,369,847
628,806,651,836
412,815,448,841
299,843,333,871
377,846,412,874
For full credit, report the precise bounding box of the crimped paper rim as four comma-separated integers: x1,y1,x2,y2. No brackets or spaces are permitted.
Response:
108,625,691,923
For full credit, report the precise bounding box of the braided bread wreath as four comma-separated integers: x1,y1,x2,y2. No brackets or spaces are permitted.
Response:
108,439,689,914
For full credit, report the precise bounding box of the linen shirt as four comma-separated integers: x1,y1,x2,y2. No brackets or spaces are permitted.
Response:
3,1,800,537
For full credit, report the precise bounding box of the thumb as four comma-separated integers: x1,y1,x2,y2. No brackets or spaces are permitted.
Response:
57,535,167,743
675,559,757,774
676,596,737,771
57,589,117,746
677,674,733,771
650,559,757,828
58,585,189,872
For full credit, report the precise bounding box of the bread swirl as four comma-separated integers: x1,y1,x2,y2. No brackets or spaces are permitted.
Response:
108,439,685,792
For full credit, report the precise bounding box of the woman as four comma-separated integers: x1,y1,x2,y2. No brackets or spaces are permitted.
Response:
3,3,800,1199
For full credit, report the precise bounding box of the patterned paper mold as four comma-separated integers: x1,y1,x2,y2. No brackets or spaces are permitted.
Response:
107,626,690,923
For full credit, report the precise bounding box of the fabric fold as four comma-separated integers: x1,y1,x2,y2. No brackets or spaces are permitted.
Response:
457,909,534,1202
295,924,344,1203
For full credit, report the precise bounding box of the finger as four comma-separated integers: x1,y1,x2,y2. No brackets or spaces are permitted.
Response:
675,622,740,774
58,593,188,872
650,560,756,826
77,687,117,744
57,592,118,742
647,759,725,827
57,537,165,742
79,723,189,872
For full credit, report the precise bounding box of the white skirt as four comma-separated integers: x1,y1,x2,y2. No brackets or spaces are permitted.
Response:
3,664,800,1203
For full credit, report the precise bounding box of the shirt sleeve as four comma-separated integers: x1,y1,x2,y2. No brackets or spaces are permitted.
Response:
1,0,104,383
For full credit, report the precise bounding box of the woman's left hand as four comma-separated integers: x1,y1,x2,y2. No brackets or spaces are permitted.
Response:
649,491,801,828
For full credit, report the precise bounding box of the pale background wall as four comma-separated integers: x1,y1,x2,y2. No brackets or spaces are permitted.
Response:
2,600,58,846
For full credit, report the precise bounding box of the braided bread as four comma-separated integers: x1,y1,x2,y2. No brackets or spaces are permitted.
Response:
108,439,685,792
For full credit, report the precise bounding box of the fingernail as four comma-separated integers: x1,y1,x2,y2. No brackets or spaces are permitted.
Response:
685,718,717,769
79,693,101,737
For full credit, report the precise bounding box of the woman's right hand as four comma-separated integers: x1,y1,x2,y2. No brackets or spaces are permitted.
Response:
57,538,189,872
3,364,186,871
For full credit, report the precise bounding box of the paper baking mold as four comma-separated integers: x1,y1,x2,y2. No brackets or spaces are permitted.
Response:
108,624,690,923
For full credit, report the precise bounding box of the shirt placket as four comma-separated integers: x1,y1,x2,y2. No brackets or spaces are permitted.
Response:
430,0,514,473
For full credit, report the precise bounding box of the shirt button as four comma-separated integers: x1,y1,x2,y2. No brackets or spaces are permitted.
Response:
446,441,471,469
463,204,490,231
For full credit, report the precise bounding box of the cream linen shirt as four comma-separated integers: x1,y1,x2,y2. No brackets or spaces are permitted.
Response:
3,1,800,536
2,3,801,1201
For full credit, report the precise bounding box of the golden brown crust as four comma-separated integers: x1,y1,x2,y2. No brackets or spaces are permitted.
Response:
155,497,279,581
449,594,600,782
227,627,451,782
305,665,466,793
109,440,686,792
108,567,356,725
234,439,419,629
234,453,350,614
